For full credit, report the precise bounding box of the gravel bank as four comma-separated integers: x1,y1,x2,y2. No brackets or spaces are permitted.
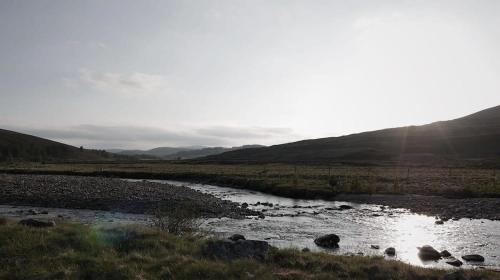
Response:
0,174,259,218
336,193,500,220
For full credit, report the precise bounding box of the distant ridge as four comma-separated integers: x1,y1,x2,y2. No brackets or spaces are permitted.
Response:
202,105,500,164
0,129,116,162
109,145,265,160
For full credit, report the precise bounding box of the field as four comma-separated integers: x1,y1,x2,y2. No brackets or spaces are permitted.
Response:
1,162,499,199
0,218,498,280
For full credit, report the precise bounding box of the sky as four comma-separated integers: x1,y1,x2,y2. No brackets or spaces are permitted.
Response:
1,0,499,149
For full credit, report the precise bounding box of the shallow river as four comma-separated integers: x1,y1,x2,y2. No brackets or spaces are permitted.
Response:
1,179,499,270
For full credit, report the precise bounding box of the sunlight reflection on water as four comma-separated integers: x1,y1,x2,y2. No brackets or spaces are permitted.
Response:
163,180,500,270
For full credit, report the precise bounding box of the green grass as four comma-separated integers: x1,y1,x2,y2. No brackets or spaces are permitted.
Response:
0,220,498,279
2,162,500,198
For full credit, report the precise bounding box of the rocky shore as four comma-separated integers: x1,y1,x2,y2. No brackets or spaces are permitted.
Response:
0,174,258,218
336,193,500,221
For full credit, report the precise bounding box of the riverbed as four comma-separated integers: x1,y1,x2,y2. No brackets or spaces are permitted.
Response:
1,179,499,270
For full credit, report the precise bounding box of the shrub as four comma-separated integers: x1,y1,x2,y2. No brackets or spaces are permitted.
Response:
154,207,201,235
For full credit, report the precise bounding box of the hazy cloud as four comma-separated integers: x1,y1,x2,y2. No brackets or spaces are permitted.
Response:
4,124,299,149
66,69,169,96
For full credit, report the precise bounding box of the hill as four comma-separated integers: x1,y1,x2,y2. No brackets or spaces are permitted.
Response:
203,105,500,165
109,146,204,158
0,129,115,162
163,145,265,160
110,145,264,160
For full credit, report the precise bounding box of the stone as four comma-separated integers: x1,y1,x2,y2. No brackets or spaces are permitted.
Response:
202,239,270,260
445,257,463,267
228,234,246,242
384,247,396,256
440,250,452,258
370,245,380,249
241,203,248,209
338,205,353,210
18,219,55,228
461,254,485,262
435,220,444,225
314,234,340,249
418,245,441,261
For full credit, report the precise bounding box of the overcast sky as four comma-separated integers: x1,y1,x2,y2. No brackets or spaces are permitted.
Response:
1,0,499,149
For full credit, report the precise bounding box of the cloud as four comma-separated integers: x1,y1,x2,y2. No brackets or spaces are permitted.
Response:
4,124,300,149
65,68,169,96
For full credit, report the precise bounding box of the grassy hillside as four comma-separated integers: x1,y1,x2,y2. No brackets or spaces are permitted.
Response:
204,105,500,164
0,219,497,280
0,129,116,162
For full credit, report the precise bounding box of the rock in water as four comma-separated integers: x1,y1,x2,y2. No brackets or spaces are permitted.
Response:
314,234,340,249
440,250,452,258
241,203,249,209
228,234,246,242
370,245,380,249
384,247,396,256
461,254,485,262
445,257,463,267
418,245,441,261
338,205,353,210
202,239,270,260
18,219,55,228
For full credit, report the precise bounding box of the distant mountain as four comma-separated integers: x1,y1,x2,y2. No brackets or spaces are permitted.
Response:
108,146,205,158
0,129,116,162
163,145,265,160
203,105,500,165
109,145,265,160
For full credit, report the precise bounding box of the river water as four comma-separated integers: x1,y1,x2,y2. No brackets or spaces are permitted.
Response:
1,179,499,270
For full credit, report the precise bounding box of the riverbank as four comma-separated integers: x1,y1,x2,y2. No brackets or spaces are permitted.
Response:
0,219,498,280
335,193,500,221
1,168,499,220
0,174,258,218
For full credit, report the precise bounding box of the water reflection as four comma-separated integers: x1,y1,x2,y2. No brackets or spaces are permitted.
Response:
164,180,500,270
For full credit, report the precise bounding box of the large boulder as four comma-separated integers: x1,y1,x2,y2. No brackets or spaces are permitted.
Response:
418,245,441,261
314,234,340,249
18,219,55,228
202,239,270,260
461,254,485,262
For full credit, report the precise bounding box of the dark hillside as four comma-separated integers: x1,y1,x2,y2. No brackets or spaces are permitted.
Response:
203,105,500,164
0,129,114,162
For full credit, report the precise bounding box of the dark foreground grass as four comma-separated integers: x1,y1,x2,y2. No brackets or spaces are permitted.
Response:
0,220,498,280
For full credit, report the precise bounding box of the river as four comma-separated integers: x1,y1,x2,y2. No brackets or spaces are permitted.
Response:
1,179,499,270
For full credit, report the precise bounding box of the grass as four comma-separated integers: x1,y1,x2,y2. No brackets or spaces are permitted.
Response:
0,219,498,280
1,162,500,199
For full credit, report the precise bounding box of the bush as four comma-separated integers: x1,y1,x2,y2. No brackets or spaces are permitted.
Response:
154,207,201,235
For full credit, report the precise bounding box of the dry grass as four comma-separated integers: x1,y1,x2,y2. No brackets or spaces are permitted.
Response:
2,162,499,198
0,219,498,279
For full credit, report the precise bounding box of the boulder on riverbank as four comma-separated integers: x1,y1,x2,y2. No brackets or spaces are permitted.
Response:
314,234,340,249
461,254,485,262
202,239,270,260
418,245,441,261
